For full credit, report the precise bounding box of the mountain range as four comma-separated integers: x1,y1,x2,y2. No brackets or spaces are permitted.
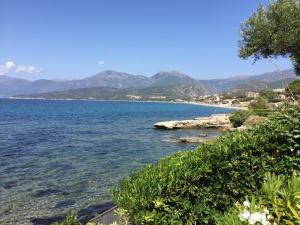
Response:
1,69,297,99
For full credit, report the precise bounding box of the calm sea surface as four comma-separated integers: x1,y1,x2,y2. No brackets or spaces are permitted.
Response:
0,99,233,224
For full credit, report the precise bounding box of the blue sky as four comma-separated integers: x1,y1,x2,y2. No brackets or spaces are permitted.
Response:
0,0,293,80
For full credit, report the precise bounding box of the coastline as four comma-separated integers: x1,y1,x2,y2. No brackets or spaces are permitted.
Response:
178,101,247,110
7,97,246,110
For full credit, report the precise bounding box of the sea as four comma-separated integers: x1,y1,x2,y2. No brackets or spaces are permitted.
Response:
0,99,233,224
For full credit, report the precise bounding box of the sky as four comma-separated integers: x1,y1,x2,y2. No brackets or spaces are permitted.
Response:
0,0,293,80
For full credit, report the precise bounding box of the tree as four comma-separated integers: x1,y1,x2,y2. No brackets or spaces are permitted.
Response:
229,110,252,127
250,97,269,110
239,0,300,75
287,79,300,96
259,89,276,102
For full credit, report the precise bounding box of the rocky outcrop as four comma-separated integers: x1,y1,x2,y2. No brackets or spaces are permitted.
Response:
154,114,231,130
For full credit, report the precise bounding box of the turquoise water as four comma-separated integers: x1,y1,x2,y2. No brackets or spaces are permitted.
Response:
0,99,233,224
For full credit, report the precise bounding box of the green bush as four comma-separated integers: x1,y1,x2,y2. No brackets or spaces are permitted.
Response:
51,212,82,225
250,97,269,110
287,79,300,97
252,109,274,117
218,173,300,225
229,110,252,127
112,106,300,224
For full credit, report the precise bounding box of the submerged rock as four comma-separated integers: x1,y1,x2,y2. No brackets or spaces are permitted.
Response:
154,114,230,130
176,136,216,143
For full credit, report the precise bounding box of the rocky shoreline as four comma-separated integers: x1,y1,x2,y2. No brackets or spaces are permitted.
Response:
154,114,233,143
154,114,232,130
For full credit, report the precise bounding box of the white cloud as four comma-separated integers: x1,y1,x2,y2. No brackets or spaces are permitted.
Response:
15,65,27,73
5,61,15,69
0,60,43,75
15,65,42,74
0,61,16,75
98,60,104,65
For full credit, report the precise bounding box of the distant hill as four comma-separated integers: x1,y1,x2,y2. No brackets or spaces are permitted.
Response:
1,69,298,98
201,69,297,94
66,70,152,89
22,83,208,100
0,71,151,97
0,76,31,96
227,78,297,93
150,71,197,86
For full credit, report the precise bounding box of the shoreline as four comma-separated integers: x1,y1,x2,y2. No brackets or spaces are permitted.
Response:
178,101,247,110
6,97,246,110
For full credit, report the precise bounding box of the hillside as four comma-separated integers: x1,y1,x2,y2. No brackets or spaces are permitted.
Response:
201,69,297,93
2,69,298,98
21,83,207,100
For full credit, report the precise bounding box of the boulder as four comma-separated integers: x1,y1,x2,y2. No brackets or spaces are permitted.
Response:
154,114,230,130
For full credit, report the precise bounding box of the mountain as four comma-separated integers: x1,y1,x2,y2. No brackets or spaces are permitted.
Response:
22,83,208,100
150,71,196,86
0,71,151,97
251,69,296,82
227,78,297,93
201,69,297,94
1,69,297,98
0,76,31,97
66,71,152,89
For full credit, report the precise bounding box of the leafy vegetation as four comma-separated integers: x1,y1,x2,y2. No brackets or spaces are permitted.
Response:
259,89,280,103
51,209,126,225
112,105,300,224
243,115,266,127
239,0,300,75
218,173,300,225
51,212,82,225
229,110,252,127
249,97,268,110
249,97,273,116
287,80,300,97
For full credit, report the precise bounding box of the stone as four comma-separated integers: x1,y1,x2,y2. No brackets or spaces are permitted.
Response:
154,114,230,130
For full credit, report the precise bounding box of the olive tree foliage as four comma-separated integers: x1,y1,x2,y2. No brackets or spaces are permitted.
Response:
239,0,300,75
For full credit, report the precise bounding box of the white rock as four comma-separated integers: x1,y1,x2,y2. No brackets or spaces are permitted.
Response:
154,114,230,129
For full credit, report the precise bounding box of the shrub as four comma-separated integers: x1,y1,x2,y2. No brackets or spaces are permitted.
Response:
250,97,268,110
112,105,300,224
259,90,276,102
287,79,300,97
51,212,82,225
229,110,252,127
252,109,274,117
51,212,120,225
232,99,240,105
243,115,266,127
218,173,300,225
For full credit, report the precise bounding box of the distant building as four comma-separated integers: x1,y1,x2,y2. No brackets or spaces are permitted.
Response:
149,96,167,100
239,101,251,107
126,95,142,100
273,88,285,93
277,94,286,100
246,91,259,98
222,99,233,104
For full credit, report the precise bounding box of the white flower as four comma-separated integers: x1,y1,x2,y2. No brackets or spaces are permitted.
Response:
264,208,269,215
239,210,250,221
248,212,265,225
243,200,250,208
260,215,270,225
